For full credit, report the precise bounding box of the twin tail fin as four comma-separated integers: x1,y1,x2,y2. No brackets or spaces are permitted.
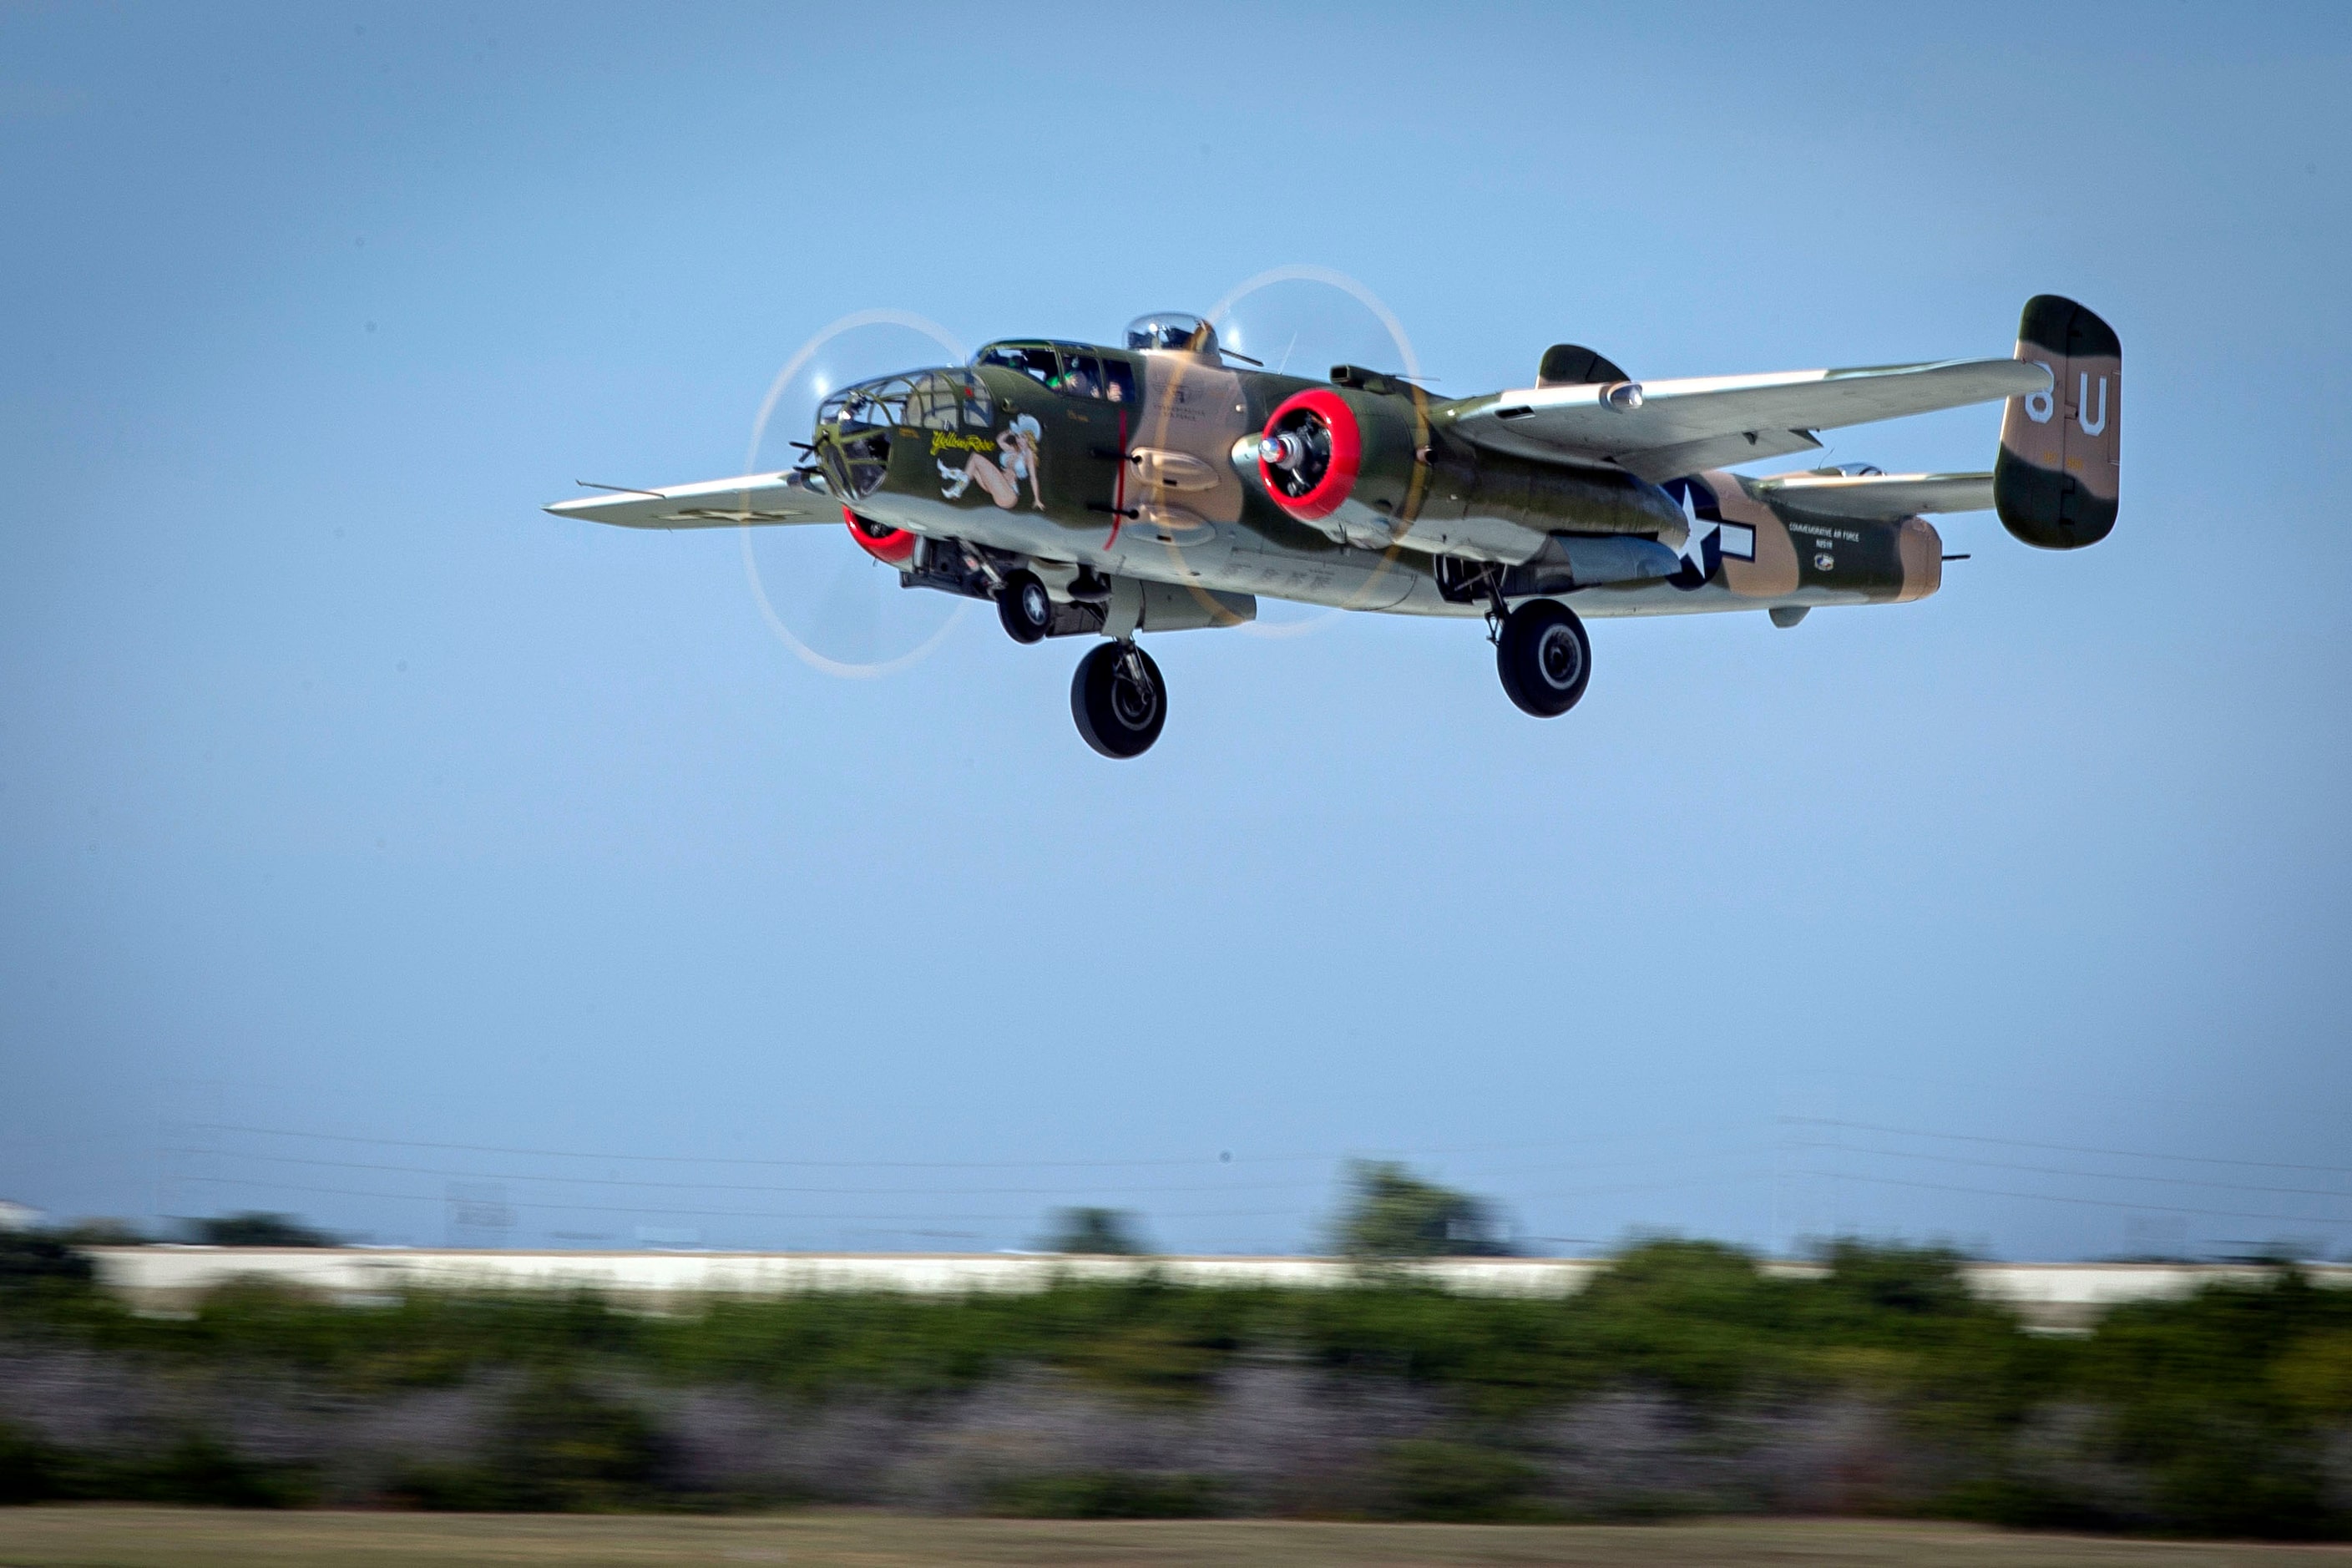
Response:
1995,295,2120,549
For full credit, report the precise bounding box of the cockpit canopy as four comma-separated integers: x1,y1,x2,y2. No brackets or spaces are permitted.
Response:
815,367,994,499
1125,311,1219,356
817,367,994,433
972,341,1136,403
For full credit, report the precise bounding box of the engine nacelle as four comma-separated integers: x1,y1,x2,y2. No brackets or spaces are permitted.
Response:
1254,383,1426,549
843,507,916,565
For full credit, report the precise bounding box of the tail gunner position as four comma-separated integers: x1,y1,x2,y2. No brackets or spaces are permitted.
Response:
550,297,2120,757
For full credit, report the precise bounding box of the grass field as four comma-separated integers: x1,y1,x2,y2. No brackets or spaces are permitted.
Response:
1,1509,2347,1568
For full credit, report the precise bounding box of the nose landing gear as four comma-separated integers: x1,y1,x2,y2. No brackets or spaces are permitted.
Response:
1071,640,1166,758
996,569,1054,644
1495,599,1591,718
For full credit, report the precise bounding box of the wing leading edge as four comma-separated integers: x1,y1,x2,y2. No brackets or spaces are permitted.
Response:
1446,358,2050,483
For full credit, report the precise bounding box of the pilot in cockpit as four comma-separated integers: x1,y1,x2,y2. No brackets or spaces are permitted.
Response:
1125,312,1220,357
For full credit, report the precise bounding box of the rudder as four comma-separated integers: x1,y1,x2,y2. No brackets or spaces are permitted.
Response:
1995,295,2120,549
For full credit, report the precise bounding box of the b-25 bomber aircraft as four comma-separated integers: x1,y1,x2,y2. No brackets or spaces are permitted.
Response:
550,295,2119,757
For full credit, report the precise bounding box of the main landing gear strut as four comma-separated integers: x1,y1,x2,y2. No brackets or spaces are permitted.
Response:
1071,640,1166,759
976,561,1164,756
1009,571,1580,754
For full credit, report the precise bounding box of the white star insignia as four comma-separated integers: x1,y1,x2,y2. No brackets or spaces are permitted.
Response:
1675,483,1719,575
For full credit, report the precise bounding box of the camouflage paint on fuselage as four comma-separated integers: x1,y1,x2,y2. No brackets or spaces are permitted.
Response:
1995,296,2121,549
813,340,1945,626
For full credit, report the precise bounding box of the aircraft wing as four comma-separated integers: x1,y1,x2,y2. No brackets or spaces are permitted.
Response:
544,471,837,529
1748,470,1995,521
1448,358,2051,483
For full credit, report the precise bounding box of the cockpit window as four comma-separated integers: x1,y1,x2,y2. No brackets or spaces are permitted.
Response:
907,368,993,431
976,342,1061,388
975,341,1136,402
1124,311,1218,355
818,374,918,431
1060,354,1100,399
1057,351,1135,403
816,369,987,500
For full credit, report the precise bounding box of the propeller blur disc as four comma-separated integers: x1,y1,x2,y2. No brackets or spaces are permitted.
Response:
1205,266,1424,636
741,311,969,679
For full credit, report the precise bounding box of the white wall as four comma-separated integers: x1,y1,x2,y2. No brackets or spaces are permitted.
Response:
82,1247,2351,1333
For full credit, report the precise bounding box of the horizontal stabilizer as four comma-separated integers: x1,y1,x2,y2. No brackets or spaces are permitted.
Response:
544,471,837,530
1750,471,1995,522
1448,357,2050,483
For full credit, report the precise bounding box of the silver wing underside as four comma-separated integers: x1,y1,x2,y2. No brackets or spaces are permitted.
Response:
1449,358,2050,483
545,472,837,529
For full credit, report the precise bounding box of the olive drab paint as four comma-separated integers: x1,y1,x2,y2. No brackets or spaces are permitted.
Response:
1995,294,2122,549
574,305,2101,625
550,297,2119,755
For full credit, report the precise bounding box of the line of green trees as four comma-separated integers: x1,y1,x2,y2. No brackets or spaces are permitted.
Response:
1034,1161,1515,1259
67,1158,1515,1260
4,1222,2351,1535
26,1212,342,1249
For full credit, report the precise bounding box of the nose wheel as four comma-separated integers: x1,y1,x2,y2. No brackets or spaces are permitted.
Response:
997,569,1054,644
1495,599,1591,717
1072,640,1166,758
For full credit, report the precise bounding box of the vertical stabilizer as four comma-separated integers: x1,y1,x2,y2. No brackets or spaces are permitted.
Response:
1995,296,2120,549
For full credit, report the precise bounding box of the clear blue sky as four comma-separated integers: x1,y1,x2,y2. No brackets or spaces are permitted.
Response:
3,3,2347,1259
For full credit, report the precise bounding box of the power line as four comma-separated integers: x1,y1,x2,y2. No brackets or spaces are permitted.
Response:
1791,1169,2345,1228
179,1166,1765,1226
187,1119,1748,1174
1444,1147,1771,1183
1793,1141,2351,1203
1783,1117,2352,1177
165,1146,1329,1199
1778,1062,2216,1117
1520,1171,1773,1205
190,1123,1224,1171
168,1143,1768,1200
174,1173,1304,1226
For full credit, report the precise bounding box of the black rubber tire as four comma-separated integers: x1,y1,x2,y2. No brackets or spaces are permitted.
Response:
1496,599,1591,718
997,570,1053,644
1070,641,1167,758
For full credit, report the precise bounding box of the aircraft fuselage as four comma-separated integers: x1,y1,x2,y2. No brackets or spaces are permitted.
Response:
812,339,1942,632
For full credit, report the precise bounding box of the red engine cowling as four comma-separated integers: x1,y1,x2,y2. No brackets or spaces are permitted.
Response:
1256,387,1363,523
843,506,915,566
1253,383,1432,549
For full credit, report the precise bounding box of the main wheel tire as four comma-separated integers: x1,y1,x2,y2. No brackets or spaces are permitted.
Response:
1496,599,1591,717
1070,641,1167,758
997,570,1053,644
